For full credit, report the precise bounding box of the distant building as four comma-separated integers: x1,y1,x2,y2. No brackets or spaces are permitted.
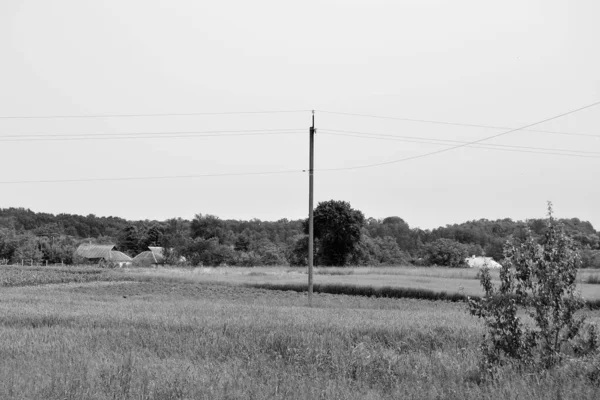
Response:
133,246,165,267
465,255,502,269
108,250,134,268
75,243,132,267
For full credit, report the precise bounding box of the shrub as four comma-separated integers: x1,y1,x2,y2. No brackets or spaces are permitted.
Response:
468,203,599,373
235,251,263,267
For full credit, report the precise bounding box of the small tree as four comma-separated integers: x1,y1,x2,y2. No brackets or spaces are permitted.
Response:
469,203,598,372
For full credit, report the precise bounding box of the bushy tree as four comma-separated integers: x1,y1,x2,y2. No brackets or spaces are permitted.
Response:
140,224,164,248
180,237,234,266
422,238,469,268
366,216,412,250
352,233,411,266
234,231,252,252
250,238,287,266
0,227,18,263
37,237,77,264
469,203,599,373
287,235,309,266
11,234,44,265
160,218,189,265
305,200,365,266
117,225,143,256
190,214,234,245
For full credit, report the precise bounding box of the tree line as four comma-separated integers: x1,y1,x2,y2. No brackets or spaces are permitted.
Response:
0,204,599,267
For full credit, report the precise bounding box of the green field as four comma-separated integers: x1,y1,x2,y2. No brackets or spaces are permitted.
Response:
1,266,599,399
119,266,600,302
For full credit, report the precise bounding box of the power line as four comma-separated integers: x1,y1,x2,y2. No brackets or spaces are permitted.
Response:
0,128,305,142
0,169,304,185
2,102,597,183
0,109,312,120
318,101,600,172
321,131,600,159
317,109,600,138
319,129,600,158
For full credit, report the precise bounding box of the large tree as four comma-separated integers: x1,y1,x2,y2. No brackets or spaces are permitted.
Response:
306,200,365,266
117,225,143,256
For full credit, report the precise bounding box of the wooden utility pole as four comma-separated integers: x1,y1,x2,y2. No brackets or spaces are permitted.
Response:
308,110,315,306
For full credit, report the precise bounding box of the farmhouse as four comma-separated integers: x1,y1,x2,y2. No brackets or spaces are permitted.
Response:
465,255,502,269
75,243,133,267
133,246,166,267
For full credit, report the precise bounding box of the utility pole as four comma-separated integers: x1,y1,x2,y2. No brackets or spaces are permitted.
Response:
308,110,315,306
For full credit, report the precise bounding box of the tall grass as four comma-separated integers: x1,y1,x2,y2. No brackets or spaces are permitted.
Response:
1,270,600,399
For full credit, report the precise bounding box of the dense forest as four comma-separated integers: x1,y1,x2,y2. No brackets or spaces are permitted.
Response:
1,205,599,268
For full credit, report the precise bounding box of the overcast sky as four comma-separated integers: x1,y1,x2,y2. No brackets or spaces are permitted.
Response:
1,0,599,230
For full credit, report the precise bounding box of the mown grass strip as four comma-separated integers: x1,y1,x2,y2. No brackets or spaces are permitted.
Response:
245,282,600,310
585,274,600,284
245,282,474,303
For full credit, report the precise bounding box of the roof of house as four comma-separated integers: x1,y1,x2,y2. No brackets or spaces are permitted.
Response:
133,248,165,264
148,246,164,256
133,251,155,264
149,247,166,263
108,251,132,262
76,244,115,259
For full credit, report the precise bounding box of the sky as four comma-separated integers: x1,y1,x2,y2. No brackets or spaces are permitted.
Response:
1,0,599,230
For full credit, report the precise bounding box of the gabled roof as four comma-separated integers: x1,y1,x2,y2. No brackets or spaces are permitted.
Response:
108,251,132,262
133,248,165,265
76,244,115,259
148,247,164,256
149,247,165,263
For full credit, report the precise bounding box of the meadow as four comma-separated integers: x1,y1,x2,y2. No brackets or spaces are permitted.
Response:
119,266,600,305
1,265,599,399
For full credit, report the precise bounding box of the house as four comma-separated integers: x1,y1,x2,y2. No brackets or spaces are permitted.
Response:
107,250,134,268
132,246,165,267
465,255,502,269
75,243,133,267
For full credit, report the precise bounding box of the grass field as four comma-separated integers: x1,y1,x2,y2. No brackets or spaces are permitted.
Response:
119,266,600,303
1,265,599,399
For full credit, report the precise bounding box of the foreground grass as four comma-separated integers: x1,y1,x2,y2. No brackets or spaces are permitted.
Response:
1,267,599,399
